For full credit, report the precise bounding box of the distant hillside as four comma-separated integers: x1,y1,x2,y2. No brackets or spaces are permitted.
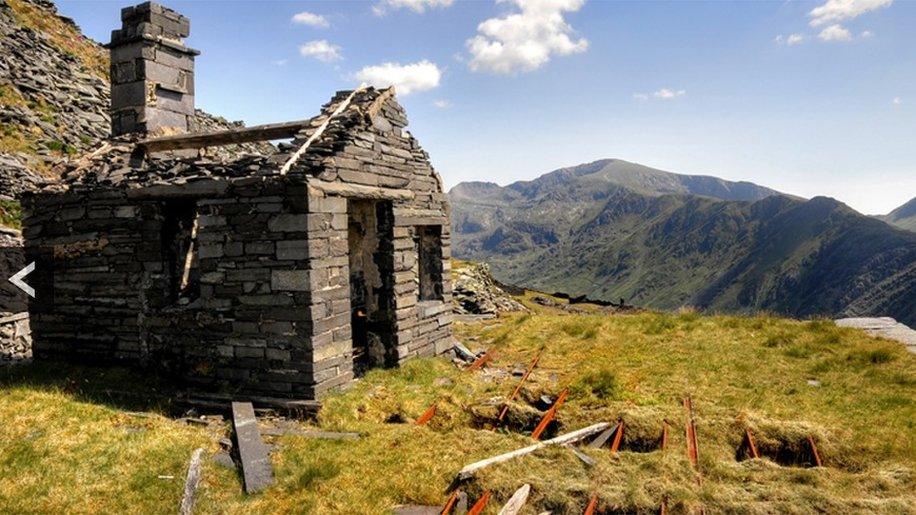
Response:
879,197,916,233
450,160,916,325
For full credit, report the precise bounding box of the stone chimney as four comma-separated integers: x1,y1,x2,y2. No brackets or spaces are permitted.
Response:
107,2,199,137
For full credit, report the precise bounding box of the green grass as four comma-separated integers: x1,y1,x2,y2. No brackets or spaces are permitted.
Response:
1,307,914,513
0,200,22,230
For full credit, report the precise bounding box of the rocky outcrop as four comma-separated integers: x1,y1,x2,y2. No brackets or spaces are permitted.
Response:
452,262,527,315
0,312,30,364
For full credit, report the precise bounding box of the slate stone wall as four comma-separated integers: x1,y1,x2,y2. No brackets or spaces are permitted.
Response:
22,87,452,400
295,90,453,396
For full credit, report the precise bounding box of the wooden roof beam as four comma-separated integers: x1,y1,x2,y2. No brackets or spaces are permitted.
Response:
135,119,313,153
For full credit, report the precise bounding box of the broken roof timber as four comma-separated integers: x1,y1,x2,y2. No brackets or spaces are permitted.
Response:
135,119,312,153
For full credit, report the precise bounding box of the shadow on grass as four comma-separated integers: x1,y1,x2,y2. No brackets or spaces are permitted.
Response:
0,359,188,415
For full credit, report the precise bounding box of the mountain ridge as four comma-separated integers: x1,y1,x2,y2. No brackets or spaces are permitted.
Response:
879,196,916,232
449,158,789,203
450,160,916,325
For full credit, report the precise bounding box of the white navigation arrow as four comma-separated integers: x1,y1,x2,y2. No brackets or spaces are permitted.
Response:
9,261,35,298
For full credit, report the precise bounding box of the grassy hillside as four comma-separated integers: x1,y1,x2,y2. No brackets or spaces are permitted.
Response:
451,167,916,326
880,197,916,233
1,300,913,513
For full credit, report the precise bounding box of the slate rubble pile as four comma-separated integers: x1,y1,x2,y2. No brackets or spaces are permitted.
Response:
0,313,30,364
453,262,527,315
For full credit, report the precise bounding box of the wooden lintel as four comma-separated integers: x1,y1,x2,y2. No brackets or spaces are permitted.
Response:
307,179,415,201
136,119,313,153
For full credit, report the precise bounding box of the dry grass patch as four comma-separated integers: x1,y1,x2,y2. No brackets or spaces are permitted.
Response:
1,309,914,513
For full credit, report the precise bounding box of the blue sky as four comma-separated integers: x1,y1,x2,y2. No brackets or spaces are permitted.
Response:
59,0,915,214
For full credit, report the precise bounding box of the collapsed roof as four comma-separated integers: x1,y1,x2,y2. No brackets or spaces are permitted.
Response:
54,86,438,195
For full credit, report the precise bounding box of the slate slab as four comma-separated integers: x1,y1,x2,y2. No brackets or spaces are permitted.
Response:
836,317,916,354
231,401,274,493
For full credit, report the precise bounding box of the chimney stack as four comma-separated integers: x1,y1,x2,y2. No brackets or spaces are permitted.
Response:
107,2,199,138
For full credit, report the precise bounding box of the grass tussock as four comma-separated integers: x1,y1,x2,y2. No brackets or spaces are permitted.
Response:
1,307,914,513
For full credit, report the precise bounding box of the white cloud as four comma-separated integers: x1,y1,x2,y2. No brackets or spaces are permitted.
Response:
818,24,853,41
892,97,902,105
861,30,874,38
433,99,452,108
809,0,893,27
291,11,330,28
354,60,442,95
775,33,806,45
633,89,686,101
272,59,288,67
653,88,686,99
299,40,342,62
466,0,588,75
373,0,453,15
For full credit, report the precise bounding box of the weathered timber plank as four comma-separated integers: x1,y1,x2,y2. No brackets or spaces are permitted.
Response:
179,448,204,515
136,120,312,153
497,484,530,515
456,422,610,480
0,312,29,325
231,402,274,494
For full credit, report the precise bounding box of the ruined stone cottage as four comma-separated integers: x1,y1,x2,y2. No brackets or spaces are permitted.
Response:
21,2,453,400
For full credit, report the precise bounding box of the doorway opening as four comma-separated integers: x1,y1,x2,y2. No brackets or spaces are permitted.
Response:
347,199,395,377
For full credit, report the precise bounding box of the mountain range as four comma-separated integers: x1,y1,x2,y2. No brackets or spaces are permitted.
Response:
450,159,916,325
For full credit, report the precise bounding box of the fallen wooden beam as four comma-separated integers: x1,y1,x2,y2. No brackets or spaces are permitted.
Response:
467,491,491,515
498,484,530,515
280,85,366,175
584,492,599,515
0,312,28,325
684,397,699,469
609,420,625,453
807,436,823,467
531,387,569,440
745,428,760,459
179,448,204,515
231,401,274,494
440,490,460,515
498,348,543,422
416,402,438,426
180,392,321,415
456,422,611,480
467,348,496,372
137,119,311,153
